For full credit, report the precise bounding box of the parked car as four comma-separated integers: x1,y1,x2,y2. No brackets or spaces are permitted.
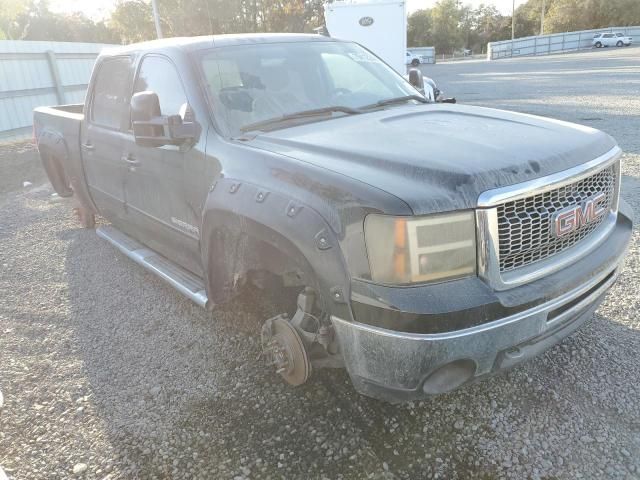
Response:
406,50,422,66
593,32,633,48
34,34,633,403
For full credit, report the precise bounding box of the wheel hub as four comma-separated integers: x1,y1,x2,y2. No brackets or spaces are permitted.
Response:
261,315,311,386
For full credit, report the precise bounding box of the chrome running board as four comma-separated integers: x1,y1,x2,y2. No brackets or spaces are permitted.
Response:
96,225,209,309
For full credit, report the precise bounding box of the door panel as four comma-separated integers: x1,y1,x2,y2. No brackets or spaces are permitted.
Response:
81,56,132,223
82,125,127,221
121,55,203,275
122,143,204,275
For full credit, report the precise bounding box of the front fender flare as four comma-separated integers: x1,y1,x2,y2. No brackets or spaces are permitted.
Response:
201,178,354,320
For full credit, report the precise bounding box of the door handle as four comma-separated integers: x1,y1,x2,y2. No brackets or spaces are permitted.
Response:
122,155,140,166
81,142,94,151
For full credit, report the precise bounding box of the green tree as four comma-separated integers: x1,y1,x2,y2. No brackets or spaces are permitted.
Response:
474,4,509,47
407,2,510,53
512,0,541,38
515,0,640,35
110,0,156,43
108,0,324,40
407,9,433,47
5,1,119,42
430,0,463,54
0,0,28,39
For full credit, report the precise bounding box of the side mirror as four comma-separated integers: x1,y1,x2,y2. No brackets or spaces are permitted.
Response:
131,91,164,147
408,68,424,92
131,91,200,148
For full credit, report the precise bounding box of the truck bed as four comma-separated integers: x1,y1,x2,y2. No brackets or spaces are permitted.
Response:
33,104,93,209
35,103,84,121
48,104,84,115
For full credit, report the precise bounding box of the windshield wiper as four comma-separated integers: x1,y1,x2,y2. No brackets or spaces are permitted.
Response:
240,106,362,133
360,94,429,110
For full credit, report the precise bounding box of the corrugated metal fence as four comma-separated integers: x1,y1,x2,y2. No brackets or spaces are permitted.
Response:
488,26,640,60
0,40,115,141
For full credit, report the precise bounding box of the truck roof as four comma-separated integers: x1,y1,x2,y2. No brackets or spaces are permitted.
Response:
101,33,335,56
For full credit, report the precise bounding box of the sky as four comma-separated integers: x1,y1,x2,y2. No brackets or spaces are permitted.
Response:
406,0,519,14
49,0,522,20
49,0,115,19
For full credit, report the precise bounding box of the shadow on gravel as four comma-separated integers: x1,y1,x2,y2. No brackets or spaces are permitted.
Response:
60,226,500,478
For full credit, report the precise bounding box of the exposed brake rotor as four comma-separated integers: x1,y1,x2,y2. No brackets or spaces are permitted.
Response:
262,315,311,386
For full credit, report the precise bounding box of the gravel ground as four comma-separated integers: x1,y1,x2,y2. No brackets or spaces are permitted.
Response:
0,141,45,195
1,48,640,480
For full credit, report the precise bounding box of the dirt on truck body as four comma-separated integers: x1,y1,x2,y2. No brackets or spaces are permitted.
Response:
33,33,633,402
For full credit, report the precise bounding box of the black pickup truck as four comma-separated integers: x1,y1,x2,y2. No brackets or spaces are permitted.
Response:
34,34,633,402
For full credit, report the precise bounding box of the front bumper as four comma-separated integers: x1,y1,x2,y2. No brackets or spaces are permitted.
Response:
333,205,632,403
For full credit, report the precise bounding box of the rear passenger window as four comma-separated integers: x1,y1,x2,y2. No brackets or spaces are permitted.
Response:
91,57,131,129
133,56,188,117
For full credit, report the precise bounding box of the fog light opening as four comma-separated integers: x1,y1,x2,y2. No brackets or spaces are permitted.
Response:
422,359,476,395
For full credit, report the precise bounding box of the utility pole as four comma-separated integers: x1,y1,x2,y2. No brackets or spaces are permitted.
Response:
540,0,545,35
511,0,515,40
151,0,163,39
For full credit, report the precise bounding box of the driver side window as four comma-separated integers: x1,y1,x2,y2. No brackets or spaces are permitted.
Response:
133,56,188,119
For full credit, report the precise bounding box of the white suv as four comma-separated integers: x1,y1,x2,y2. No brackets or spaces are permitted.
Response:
593,32,633,48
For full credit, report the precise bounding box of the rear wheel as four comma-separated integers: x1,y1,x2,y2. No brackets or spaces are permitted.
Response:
74,205,95,229
595,41,602,48
616,40,623,47
41,151,73,197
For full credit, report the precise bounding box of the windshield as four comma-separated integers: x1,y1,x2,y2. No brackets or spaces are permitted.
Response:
198,41,421,135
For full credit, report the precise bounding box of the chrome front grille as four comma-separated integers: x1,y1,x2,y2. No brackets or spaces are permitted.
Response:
496,166,616,272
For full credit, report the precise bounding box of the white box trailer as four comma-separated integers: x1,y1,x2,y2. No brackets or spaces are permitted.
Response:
324,0,407,74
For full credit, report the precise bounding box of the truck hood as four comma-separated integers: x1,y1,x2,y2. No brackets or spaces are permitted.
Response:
248,104,617,215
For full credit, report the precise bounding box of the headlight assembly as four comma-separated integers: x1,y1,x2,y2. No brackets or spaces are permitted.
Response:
364,211,477,285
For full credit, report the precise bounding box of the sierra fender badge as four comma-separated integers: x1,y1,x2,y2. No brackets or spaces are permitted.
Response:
171,217,200,236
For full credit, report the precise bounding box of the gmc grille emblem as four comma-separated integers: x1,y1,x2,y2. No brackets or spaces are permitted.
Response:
551,192,607,238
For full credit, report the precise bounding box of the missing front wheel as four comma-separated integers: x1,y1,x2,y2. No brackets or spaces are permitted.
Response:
261,287,343,386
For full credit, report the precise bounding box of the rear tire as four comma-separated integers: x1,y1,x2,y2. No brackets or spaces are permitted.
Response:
41,151,73,197
74,205,95,229
616,40,623,47
595,41,602,48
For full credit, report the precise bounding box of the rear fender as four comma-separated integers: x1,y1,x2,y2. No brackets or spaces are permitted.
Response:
37,129,73,197
201,178,354,320
36,128,96,211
